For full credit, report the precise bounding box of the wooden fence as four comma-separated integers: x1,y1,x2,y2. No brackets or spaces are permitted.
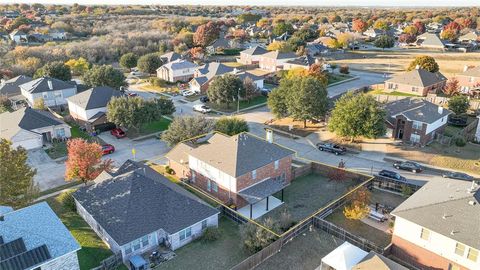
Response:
230,238,283,270
91,253,123,270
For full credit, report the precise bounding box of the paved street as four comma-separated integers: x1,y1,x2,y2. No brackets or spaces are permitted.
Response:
328,70,386,98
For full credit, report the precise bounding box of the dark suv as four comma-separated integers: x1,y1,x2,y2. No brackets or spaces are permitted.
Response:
378,170,407,182
393,161,423,173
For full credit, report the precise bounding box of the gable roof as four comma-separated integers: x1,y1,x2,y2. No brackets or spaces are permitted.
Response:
392,179,480,249
321,242,368,270
196,62,234,80
73,160,219,245
261,50,297,60
352,251,408,270
460,66,480,77
286,55,316,67
241,46,268,56
386,68,447,87
159,51,181,63
187,133,294,177
67,86,121,110
19,77,76,94
0,75,32,97
416,33,445,48
385,98,451,124
159,59,197,71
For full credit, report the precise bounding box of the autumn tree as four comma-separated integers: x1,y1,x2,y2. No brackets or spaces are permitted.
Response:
448,95,469,116
373,19,389,31
440,29,458,41
413,20,425,34
215,117,249,136
34,61,72,81
374,35,395,50
190,47,205,61
443,78,460,97
398,34,416,44
161,116,215,146
266,41,293,52
352,19,368,33
403,25,418,35
343,186,371,220
0,139,38,208
65,57,90,76
407,55,439,73
193,21,220,47
273,22,294,36
328,167,346,191
240,218,278,254
65,138,112,184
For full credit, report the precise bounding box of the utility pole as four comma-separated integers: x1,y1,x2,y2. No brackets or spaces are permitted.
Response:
237,87,240,114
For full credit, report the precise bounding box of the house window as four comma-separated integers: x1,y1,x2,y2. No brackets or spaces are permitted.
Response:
56,128,65,138
141,236,149,247
252,170,257,179
54,91,62,98
125,246,132,255
202,220,207,229
448,264,460,270
420,228,430,240
212,181,218,192
410,134,421,143
412,87,418,92
412,121,422,130
455,243,465,256
468,248,478,262
207,180,211,191
179,227,192,241
133,240,141,251
42,92,48,99
274,160,279,170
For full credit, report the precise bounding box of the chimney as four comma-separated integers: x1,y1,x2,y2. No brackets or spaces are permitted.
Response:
265,129,273,143
463,65,469,72
233,68,238,75
438,106,443,114
415,65,420,70
47,80,53,90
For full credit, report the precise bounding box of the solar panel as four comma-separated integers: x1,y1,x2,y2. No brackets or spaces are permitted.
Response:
0,238,27,261
0,244,51,270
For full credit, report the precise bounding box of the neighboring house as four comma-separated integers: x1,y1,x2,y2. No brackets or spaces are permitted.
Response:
283,55,317,70
235,70,265,89
364,28,383,39
159,51,181,63
67,86,122,132
0,75,32,98
0,202,81,270
458,30,480,43
416,33,446,50
456,66,480,94
206,36,231,55
19,77,77,107
0,107,72,150
49,29,68,40
73,160,219,262
9,29,28,43
156,59,198,83
384,68,447,96
189,62,234,93
238,46,268,65
305,42,329,56
28,33,52,43
391,179,480,270
258,50,297,72
385,98,451,146
166,132,295,219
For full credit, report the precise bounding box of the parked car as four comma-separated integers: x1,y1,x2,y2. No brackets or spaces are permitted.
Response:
102,144,115,155
193,104,211,114
393,161,423,173
181,90,195,97
260,89,271,97
126,92,138,97
378,170,407,182
316,142,347,155
199,96,210,103
110,128,126,139
442,171,475,181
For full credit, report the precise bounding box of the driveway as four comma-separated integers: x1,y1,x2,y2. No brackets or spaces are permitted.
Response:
328,70,386,98
28,149,67,191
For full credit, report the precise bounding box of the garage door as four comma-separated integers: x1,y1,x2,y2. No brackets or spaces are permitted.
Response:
13,137,43,150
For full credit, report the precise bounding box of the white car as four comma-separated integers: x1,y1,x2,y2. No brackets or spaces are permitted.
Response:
193,104,211,113
181,90,195,97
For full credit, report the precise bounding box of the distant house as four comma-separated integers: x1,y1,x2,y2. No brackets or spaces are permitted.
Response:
283,55,317,70
159,51,182,63
457,66,480,94
258,50,297,72
458,30,480,43
0,107,71,149
19,77,77,107
385,98,451,146
235,70,264,89
156,59,198,83
166,132,294,219
0,75,32,98
238,46,268,65
67,86,122,132
28,33,52,43
384,68,447,96
9,29,28,43
189,62,234,93
390,178,480,270
49,29,68,40
416,33,445,50
305,42,329,56
73,160,219,262
364,28,383,39
0,202,81,270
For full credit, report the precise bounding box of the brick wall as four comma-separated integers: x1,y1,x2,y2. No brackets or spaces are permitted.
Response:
385,81,446,96
236,156,292,191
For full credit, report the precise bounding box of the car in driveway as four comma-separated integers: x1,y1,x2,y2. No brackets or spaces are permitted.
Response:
442,171,475,181
110,128,126,139
316,142,346,155
378,169,407,182
102,144,115,155
126,92,138,97
193,104,211,114
393,161,423,173
181,90,195,97
199,96,210,103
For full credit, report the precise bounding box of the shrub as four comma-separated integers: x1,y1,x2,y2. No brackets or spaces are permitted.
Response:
401,185,413,198
339,65,349,74
455,137,466,147
165,165,175,175
240,218,278,254
200,227,220,243
58,190,76,212
277,208,296,232
149,77,167,88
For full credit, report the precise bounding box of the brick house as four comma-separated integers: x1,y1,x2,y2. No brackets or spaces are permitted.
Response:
166,132,295,219
385,98,451,146
188,62,234,93
156,59,197,83
237,46,268,65
390,178,480,270
258,50,297,72
457,66,480,95
384,68,447,96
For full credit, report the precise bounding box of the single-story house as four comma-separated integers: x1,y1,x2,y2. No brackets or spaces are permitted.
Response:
73,160,219,262
457,66,480,94
156,59,198,83
458,31,480,43
384,68,447,96
0,107,71,150
19,77,77,108
237,46,268,65
416,33,446,50
0,202,81,270
259,50,297,72
67,86,121,132
49,29,68,40
283,55,317,71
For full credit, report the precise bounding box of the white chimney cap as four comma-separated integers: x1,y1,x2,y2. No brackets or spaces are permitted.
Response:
265,129,273,143
415,65,420,70
438,106,443,114
47,80,53,90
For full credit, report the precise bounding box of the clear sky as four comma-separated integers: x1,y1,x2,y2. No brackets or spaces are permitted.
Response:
1,0,478,7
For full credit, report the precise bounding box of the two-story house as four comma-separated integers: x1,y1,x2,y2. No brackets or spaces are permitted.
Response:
391,178,480,270
166,132,295,219
19,77,77,108
457,66,480,95
258,50,297,72
385,98,451,146
384,67,447,96
189,62,234,93
156,59,198,83
237,46,268,65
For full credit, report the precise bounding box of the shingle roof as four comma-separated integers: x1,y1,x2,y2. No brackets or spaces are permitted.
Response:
392,179,480,249
286,55,316,67
67,86,121,110
164,142,195,165
460,66,480,77
0,75,32,97
188,133,294,177
386,68,447,87
196,62,234,80
239,178,288,204
261,50,297,60
73,160,219,245
352,251,408,270
241,46,268,56
159,59,197,71
416,33,445,48
19,77,76,94
160,52,182,63
385,98,451,124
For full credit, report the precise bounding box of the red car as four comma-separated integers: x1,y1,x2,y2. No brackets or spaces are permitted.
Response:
101,144,115,155
110,128,126,139
127,92,138,97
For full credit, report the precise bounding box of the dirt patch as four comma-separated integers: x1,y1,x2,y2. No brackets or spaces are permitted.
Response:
268,117,326,137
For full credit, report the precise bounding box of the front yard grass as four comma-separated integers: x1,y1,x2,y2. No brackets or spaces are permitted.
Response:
46,194,113,270
206,95,267,113
327,73,353,85
156,217,249,270
126,117,172,138
368,88,420,97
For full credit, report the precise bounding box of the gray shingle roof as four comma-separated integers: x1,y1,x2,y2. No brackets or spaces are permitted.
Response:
19,77,76,94
67,86,121,110
416,33,445,48
196,62,234,80
159,59,197,71
188,133,294,177
286,55,316,67
261,50,297,60
392,179,480,249
385,98,451,124
160,52,182,63
0,75,32,97
73,160,219,245
241,46,268,56
239,178,288,204
386,69,447,87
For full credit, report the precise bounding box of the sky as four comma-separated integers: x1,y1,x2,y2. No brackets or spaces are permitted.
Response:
0,0,478,7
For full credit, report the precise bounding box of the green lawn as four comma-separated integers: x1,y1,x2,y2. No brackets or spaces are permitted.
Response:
127,117,172,138
327,73,353,85
156,217,249,270
46,194,114,270
207,95,267,113
368,89,420,97
45,142,68,159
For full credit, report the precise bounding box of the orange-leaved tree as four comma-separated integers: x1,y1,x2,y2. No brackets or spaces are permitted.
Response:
343,186,371,220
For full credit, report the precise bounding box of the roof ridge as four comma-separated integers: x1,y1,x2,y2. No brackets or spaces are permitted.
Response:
394,195,474,214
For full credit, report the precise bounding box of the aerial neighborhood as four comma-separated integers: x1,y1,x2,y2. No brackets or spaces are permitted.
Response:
1,3,480,270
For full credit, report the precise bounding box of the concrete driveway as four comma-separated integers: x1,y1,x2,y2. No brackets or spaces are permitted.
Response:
28,149,67,191
328,70,386,98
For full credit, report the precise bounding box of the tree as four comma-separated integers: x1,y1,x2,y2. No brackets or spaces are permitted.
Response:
193,21,219,47
448,95,469,116
237,13,261,24
407,55,439,73
0,139,38,208
266,41,293,52
82,65,126,89
137,53,162,74
65,138,112,184
273,22,294,36
328,167,346,191
413,21,425,34
119,53,138,69
65,57,90,76
443,78,460,97
33,98,46,110
374,35,395,50
373,19,389,31
240,218,278,254
336,32,354,48
403,25,418,35
343,186,371,220
215,117,249,136
34,61,71,81
352,19,368,33
398,34,416,44
267,87,289,119
161,116,215,146
440,28,458,41
328,92,386,142
107,96,145,131
243,77,258,102
207,74,245,109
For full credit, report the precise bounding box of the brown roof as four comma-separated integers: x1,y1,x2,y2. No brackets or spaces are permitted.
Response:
352,251,408,270
165,142,194,165
460,66,480,78
386,68,446,87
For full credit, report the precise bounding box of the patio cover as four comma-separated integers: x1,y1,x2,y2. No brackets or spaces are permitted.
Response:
238,178,287,204
320,242,368,270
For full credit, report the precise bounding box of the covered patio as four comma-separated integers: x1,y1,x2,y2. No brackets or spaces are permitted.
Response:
237,178,287,220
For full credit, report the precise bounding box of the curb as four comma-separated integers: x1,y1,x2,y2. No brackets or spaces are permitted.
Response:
327,76,359,87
